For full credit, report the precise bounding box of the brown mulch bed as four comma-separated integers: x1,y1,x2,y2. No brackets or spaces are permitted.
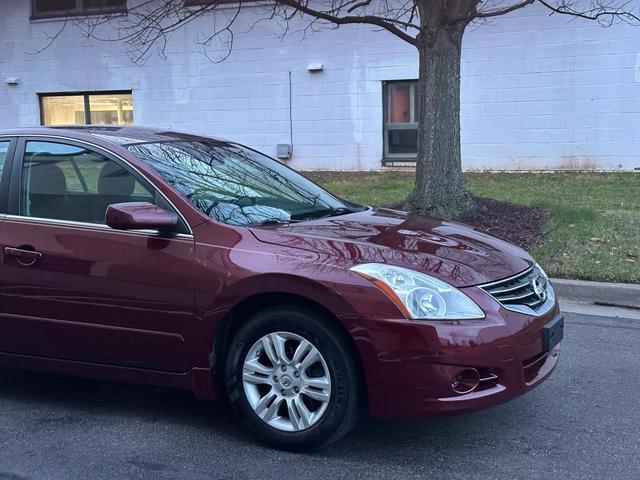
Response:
458,197,549,250
387,196,549,251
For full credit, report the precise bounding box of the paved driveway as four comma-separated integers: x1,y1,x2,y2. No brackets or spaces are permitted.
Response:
0,311,638,480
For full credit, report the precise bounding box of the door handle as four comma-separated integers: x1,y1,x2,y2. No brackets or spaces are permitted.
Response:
3,246,43,266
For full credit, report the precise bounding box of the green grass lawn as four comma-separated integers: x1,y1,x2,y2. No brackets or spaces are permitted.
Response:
305,171,640,284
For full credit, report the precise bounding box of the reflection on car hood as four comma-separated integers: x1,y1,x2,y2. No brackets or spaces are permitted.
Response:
249,208,533,287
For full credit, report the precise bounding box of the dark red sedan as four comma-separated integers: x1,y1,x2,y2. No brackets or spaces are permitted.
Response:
0,126,563,450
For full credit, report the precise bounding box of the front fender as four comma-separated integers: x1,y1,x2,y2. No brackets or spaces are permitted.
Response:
191,255,385,368
189,224,404,369
209,272,361,318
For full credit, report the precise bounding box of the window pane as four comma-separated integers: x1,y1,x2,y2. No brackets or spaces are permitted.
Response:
384,81,418,159
387,84,412,123
0,141,10,175
21,141,153,223
41,95,86,126
387,129,417,155
88,93,134,125
34,0,75,14
84,0,127,11
34,0,126,16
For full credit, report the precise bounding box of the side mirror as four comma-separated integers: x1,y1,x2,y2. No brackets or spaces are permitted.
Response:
106,202,178,232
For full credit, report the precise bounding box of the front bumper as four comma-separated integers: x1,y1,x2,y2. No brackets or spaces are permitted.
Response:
349,290,562,419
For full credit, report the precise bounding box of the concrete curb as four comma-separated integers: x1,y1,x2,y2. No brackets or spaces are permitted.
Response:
551,278,640,309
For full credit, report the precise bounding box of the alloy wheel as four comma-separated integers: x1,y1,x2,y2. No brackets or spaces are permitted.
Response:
242,331,332,432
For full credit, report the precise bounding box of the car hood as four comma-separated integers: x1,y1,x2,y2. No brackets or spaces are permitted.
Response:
249,208,533,288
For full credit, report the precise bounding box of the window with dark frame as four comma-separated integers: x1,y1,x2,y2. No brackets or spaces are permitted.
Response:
40,91,134,126
383,80,418,162
31,0,127,20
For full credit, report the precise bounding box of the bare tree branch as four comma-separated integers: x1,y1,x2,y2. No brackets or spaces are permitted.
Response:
273,0,418,44
198,2,243,63
449,0,535,24
347,0,373,13
538,0,640,25
27,16,69,55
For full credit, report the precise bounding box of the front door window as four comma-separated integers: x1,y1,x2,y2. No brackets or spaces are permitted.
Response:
20,140,154,223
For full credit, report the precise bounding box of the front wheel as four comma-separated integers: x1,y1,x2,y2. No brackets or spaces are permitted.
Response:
224,306,362,451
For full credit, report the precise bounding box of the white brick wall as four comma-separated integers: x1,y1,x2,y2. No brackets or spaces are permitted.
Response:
0,0,639,171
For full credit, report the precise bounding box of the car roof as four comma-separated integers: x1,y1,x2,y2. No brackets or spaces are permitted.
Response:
0,125,225,147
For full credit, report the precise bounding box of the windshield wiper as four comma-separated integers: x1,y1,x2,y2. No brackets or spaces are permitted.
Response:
248,206,363,226
246,218,302,227
290,207,357,221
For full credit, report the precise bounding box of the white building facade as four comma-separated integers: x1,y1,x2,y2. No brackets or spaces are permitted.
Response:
1,0,639,171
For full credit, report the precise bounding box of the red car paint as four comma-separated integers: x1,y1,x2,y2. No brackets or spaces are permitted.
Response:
0,126,560,418
106,201,179,230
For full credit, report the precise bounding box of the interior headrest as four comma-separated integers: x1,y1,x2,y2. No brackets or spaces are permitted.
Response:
98,162,135,196
28,162,67,195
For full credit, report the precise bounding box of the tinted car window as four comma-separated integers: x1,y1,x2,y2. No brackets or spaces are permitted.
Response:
21,141,154,223
0,141,10,174
128,141,350,226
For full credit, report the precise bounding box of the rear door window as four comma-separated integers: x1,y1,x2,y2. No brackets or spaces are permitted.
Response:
0,141,10,174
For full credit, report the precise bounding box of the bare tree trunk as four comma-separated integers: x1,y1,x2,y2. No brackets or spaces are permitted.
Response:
408,25,473,217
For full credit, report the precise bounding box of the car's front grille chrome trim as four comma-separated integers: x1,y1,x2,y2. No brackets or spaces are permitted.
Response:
479,264,556,317
488,280,533,295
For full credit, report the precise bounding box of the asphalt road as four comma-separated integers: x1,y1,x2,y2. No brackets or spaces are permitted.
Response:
0,311,638,480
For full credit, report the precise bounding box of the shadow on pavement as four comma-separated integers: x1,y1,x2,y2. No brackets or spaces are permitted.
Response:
0,365,542,465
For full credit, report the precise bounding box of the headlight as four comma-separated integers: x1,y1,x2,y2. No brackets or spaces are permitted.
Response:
350,263,485,320
536,262,548,277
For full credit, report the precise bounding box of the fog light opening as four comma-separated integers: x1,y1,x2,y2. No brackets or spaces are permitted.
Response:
452,368,480,394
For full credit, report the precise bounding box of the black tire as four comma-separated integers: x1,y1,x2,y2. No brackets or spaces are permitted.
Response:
224,306,362,451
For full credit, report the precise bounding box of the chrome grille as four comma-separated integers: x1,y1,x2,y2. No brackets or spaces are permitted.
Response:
480,264,555,315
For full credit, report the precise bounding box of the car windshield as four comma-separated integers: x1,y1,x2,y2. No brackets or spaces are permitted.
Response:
127,140,358,226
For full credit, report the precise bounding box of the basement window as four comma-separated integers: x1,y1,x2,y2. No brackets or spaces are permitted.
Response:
40,91,134,126
383,80,418,162
31,0,127,20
